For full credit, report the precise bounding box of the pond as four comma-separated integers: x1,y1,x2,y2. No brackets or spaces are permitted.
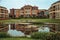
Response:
8,24,25,36
0,22,60,37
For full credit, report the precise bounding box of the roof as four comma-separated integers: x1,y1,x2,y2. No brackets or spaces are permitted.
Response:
24,5,32,7
0,6,7,9
52,1,60,5
33,6,38,8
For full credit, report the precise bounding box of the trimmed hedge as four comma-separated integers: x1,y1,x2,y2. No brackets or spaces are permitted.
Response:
31,32,60,40
0,32,10,38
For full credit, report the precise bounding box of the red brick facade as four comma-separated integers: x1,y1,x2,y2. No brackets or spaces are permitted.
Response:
0,6,9,20
10,5,39,18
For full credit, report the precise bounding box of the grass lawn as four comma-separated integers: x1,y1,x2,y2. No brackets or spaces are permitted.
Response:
0,38,35,40
0,19,60,24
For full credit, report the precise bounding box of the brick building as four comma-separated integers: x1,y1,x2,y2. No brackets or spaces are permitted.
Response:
49,1,60,19
38,9,49,18
0,5,48,19
0,6,9,19
10,5,39,18
10,9,20,18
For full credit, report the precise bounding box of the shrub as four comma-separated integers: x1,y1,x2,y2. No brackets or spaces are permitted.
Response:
0,32,10,38
31,32,60,40
31,32,48,40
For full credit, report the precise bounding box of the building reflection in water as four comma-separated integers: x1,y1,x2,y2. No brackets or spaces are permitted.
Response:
38,25,50,32
0,23,60,36
8,24,25,36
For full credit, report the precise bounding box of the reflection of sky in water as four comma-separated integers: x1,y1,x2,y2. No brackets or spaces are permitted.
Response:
8,30,25,37
8,25,50,36
7,24,25,37
38,27,50,32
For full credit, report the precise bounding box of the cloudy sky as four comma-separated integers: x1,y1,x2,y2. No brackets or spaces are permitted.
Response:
0,0,58,9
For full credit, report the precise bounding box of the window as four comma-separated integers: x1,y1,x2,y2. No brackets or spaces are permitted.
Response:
25,8,30,9
58,5,60,10
32,7,38,10
25,14,30,17
25,11,30,13
1,9,4,13
0,14,4,18
58,5,59,10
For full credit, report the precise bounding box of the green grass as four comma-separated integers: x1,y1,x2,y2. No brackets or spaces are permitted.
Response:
0,38,35,40
0,19,60,24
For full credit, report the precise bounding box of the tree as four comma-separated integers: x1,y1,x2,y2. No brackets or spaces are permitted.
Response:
37,11,45,18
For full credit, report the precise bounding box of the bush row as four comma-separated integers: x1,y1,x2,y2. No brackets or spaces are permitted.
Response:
31,32,60,40
0,32,10,38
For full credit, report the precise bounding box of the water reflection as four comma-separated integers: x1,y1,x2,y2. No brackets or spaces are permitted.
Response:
0,23,60,37
38,27,50,32
8,24,25,36
8,30,25,37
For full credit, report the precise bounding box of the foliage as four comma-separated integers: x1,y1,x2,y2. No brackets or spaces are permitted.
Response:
31,32,48,40
31,32,60,40
0,32,10,38
0,38,34,40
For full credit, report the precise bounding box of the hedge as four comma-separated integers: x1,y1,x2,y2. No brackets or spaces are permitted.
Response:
0,32,10,38
31,32,60,40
